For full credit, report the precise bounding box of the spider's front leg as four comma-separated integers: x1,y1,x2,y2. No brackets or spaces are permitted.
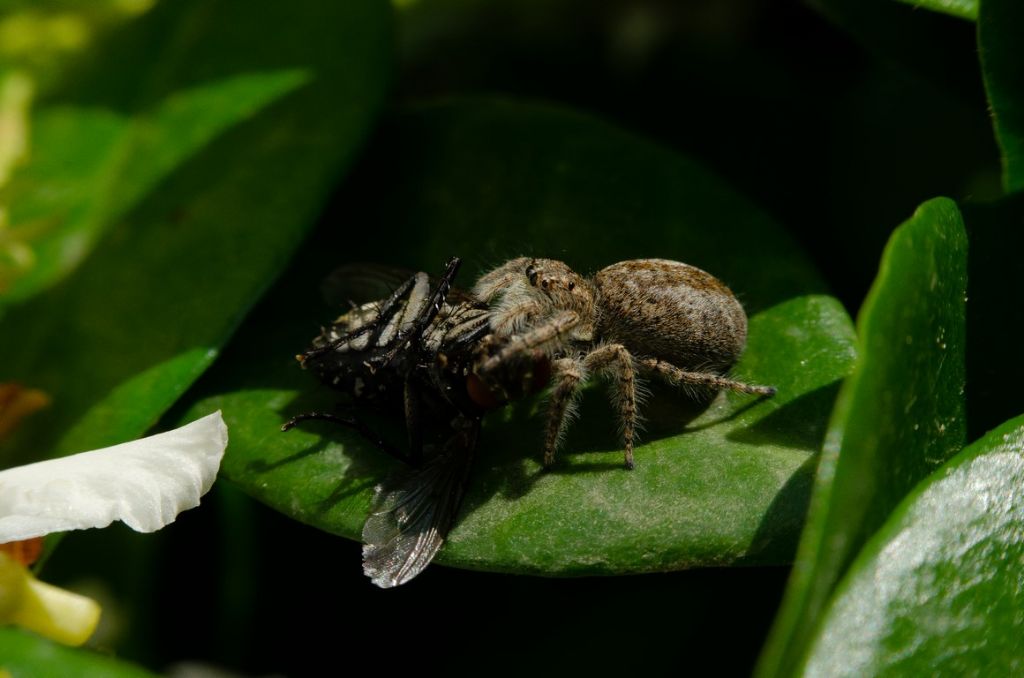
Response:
583,343,639,469
478,310,579,374
541,343,640,470
542,357,586,468
472,257,533,301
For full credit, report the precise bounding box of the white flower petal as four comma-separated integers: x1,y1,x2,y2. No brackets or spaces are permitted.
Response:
0,411,227,543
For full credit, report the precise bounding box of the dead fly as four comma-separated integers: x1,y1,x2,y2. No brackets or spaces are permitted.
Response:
287,257,491,447
283,257,546,588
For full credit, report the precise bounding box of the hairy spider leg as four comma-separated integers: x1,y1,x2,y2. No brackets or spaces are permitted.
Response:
478,310,580,374
472,257,532,302
543,357,584,467
543,343,640,469
638,358,776,396
491,298,554,335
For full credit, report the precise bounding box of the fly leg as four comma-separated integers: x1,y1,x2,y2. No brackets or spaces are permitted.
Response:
381,257,463,365
301,271,420,362
281,411,405,460
404,375,424,465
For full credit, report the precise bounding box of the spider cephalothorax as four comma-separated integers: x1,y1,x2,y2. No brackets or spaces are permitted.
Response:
475,257,598,340
472,257,775,469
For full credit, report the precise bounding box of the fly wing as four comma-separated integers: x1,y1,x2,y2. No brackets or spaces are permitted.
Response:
361,416,479,587
321,263,416,309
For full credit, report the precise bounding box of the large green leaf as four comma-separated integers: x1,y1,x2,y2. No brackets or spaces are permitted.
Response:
0,628,154,677
979,0,1024,192
0,0,390,464
179,99,856,575
802,413,1024,675
757,197,967,677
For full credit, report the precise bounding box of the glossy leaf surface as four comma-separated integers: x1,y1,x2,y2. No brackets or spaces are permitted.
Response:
181,100,857,575
0,0,390,464
803,413,1024,675
758,197,967,677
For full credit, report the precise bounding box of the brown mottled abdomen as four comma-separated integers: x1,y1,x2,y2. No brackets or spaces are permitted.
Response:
593,259,747,372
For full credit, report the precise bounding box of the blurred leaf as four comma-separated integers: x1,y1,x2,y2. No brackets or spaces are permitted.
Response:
802,413,1024,675
757,197,967,678
0,0,391,464
806,0,983,112
0,2,156,95
892,0,976,20
1,69,309,306
809,0,984,107
180,99,857,575
0,628,154,677
979,0,1024,192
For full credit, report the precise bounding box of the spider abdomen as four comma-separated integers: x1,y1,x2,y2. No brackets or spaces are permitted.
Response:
593,259,747,373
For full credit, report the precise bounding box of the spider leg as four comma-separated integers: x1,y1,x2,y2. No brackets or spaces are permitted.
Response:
639,358,776,396
478,310,579,374
583,344,639,469
472,257,532,302
541,357,586,468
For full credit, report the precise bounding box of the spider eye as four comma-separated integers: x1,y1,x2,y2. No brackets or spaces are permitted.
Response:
526,265,538,286
568,281,576,291
541,279,549,290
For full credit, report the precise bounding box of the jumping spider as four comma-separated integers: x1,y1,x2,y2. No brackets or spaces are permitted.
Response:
473,257,776,469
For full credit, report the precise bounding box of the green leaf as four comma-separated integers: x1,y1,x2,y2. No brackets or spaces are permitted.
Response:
1,69,310,307
802,413,1024,675
0,3,151,95
180,99,857,575
0,0,391,464
757,197,967,677
0,628,154,677
980,0,1024,192
893,0,976,20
